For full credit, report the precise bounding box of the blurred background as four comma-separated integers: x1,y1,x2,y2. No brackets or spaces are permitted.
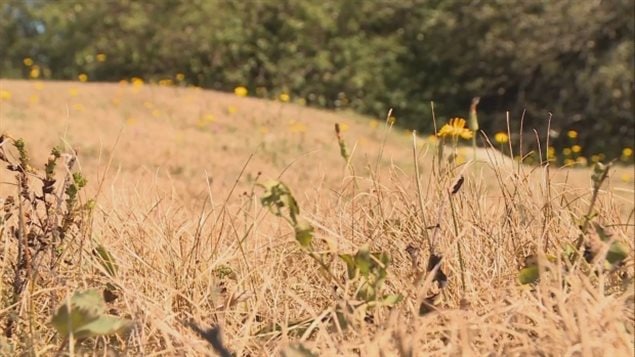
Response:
0,0,633,160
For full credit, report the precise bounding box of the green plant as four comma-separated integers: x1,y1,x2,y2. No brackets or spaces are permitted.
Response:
51,289,132,342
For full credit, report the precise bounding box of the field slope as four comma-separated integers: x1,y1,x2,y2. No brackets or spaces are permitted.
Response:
0,79,633,356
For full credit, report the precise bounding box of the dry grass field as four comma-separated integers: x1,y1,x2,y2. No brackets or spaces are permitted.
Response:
0,79,633,356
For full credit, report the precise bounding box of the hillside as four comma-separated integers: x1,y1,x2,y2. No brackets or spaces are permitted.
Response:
0,79,633,355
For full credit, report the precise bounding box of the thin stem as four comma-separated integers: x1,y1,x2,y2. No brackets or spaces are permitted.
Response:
448,191,466,295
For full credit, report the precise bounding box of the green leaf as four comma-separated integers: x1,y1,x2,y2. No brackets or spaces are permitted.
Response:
606,241,628,266
338,254,356,279
354,246,372,276
381,294,402,306
294,218,314,248
51,289,132,339
72,315,132,339
518,265,539,284
260,180,300,222
94,244,118,277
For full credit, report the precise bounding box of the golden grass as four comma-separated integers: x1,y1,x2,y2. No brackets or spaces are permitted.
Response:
0,79,633,355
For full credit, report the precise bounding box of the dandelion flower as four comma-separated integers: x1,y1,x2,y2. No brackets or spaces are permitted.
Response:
571,144,582,153
494,132,509,144
131,77,144,88
437,117,473,140
23,57,33,66
567,130,578,139
78,73,88,82
279,93,290,102
622,147,633,158
0,90,12,101
234,86,248,97
96,53,107,62
547,146,556,159
29,65,40,79
563,147,572,156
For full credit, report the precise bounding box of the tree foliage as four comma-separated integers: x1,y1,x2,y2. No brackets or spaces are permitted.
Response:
1,0,632,157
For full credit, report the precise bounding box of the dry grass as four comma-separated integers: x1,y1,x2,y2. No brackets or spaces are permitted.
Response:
0,79,633,356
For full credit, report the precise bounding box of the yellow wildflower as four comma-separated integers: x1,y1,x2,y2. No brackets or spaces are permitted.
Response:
387,116,397,126
279,93,290,102
29,65,40,79
547,146,556,159
437,117,473,140
96,53,107,62
78,73,88,82
175,73,185,81
201,114,215,122
576,156,588,166
234,86,248,97
494,132,509,144
289,121,307,133
567,130,578,139
0,90,12,101
23,57,33,66
131,77,144,88
563,147,572,156
622,147,633,158
571,144,582,153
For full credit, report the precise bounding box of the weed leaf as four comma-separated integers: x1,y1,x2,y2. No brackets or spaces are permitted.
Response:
260,180,300,222
93,244,118,277
338,254,356,279
294,218,314,247
518,265,539,284
606,241,628,267
51,289,131,339
381,294,403,306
